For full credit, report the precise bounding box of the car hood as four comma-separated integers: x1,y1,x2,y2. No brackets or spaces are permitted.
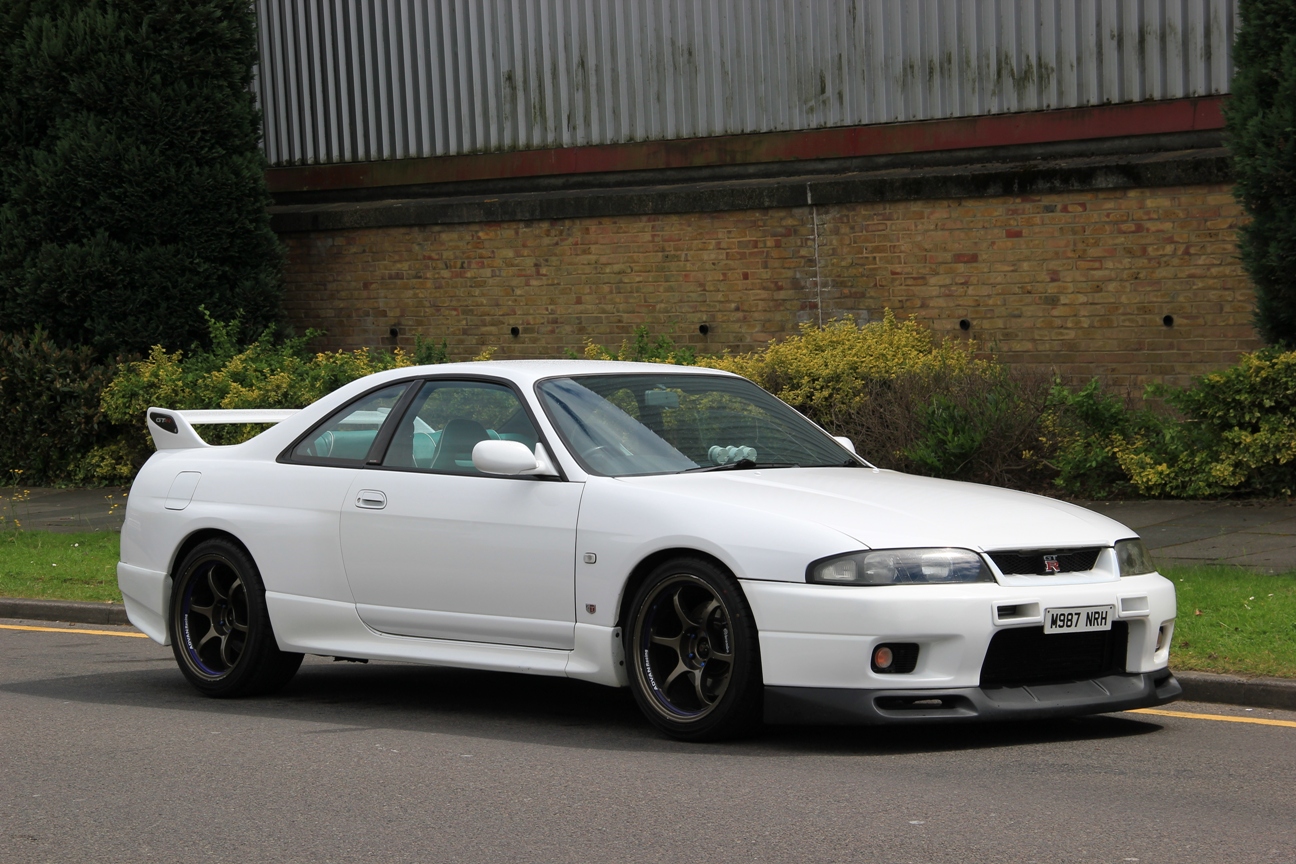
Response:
617,468,1133,551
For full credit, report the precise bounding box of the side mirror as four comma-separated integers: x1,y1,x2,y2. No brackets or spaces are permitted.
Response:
472,439,539,475
833,436,857,455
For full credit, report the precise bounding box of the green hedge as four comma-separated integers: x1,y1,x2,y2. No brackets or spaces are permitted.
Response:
1227,0,1296,346
0,329,115,485
0,0,283,357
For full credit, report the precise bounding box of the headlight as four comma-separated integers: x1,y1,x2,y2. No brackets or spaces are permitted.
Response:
807,548,992,585
1115,538,1157,576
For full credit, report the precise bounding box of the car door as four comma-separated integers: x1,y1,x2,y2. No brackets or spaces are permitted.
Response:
339,378,584,650
261,381,414,604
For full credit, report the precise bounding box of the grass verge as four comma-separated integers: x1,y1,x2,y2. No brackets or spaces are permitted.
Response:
0,533,1293,679
1161,565,1296,679
0,530,121,603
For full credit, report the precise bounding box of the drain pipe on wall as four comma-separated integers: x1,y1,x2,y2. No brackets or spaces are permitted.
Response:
807,183,822,327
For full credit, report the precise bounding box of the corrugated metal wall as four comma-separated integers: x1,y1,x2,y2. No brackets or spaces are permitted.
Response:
255,0,1237,167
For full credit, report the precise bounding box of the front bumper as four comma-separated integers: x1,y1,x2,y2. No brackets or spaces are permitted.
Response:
764,670,1182,725
741,573,1178,690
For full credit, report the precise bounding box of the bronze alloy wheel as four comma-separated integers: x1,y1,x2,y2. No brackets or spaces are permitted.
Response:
626,558,762,741
169,538,303,698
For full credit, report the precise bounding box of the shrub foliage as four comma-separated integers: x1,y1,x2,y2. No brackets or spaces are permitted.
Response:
699,314,1052,488
0,329,115,485
590,316,1296,498
0,0,283,356
96,319,450,477
577,326,698,365
8,307,1296,498
700,314,977,416
1114,349,1296,497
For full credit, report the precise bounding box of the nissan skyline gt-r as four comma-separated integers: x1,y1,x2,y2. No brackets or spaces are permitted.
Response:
117,360,1181,740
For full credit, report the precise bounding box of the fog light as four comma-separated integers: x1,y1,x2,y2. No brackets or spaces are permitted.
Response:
870,643,920,674
873,646,894,670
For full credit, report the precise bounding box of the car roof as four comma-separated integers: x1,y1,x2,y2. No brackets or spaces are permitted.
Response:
376,359,742,387
152,360,747,462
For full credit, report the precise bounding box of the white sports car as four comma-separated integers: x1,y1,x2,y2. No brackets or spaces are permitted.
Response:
118,360,1181,740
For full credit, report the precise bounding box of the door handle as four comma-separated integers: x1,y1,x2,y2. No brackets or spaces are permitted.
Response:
356,490,387,510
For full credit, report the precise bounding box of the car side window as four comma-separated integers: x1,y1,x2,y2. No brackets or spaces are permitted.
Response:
290,383,409,464
382,380,539,475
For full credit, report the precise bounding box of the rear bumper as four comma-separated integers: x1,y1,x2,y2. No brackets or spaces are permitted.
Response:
117,562,170,644
764,670,1182,725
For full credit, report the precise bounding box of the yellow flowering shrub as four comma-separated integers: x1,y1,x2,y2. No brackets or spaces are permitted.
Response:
699,311,981,414
1111,414,1296,498
1053,348,1296,498
578,314,1051,488
101,342,419,423
88,317,451,482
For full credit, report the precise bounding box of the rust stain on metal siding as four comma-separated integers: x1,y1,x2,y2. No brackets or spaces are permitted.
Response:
266,96,1226,194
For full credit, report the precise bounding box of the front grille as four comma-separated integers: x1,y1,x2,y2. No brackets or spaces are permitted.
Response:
979,622,1128,688
988,547,1102,575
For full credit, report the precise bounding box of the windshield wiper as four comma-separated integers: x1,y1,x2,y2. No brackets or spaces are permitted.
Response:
682,459,801,473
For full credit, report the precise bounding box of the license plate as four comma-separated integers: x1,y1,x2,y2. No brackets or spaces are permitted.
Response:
1044,605,1114,634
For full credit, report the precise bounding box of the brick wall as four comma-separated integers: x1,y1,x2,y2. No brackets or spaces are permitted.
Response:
281,181,1258,390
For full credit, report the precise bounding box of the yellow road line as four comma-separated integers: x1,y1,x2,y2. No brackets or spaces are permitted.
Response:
1128,707,1296,728
0,623,148,639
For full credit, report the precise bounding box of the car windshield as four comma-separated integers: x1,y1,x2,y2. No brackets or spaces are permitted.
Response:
536,373,860,477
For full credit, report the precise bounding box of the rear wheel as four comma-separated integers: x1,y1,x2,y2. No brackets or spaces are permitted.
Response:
169,538,303,697
625,557,762,741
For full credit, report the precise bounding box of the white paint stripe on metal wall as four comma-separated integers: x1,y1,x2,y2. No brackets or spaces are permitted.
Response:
255,0,1237,167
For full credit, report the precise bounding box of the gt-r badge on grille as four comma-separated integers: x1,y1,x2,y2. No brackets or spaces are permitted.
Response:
1044,554,1061,573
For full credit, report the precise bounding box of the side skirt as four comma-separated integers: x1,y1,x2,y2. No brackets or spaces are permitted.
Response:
265,592,626,686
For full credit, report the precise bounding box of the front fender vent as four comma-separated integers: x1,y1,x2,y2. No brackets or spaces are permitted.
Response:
989,547,1102,576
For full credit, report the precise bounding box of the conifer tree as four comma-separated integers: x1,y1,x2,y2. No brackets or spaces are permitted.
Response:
0,0,282,357
1228,0,1296,346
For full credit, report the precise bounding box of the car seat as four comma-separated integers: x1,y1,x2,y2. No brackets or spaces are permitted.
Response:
430,418,490,472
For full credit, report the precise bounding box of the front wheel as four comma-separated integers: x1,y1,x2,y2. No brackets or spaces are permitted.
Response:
625,557,763,741
169,538,303,698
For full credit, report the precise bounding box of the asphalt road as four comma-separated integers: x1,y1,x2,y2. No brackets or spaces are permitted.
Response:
1,622,1293,864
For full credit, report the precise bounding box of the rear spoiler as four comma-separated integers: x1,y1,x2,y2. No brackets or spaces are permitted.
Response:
146,408,301,450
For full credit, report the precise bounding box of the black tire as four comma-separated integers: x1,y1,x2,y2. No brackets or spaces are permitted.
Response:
168,538,303,698
624,557,763,741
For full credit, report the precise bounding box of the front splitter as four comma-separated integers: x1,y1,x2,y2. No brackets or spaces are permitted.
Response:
764,670,1182,725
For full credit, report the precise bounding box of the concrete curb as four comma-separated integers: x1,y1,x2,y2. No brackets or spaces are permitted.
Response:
0,597,130,626
1174,671,1296,712
3,598,1295,712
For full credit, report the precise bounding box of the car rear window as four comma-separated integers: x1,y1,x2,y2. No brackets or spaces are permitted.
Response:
289,383,409,465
